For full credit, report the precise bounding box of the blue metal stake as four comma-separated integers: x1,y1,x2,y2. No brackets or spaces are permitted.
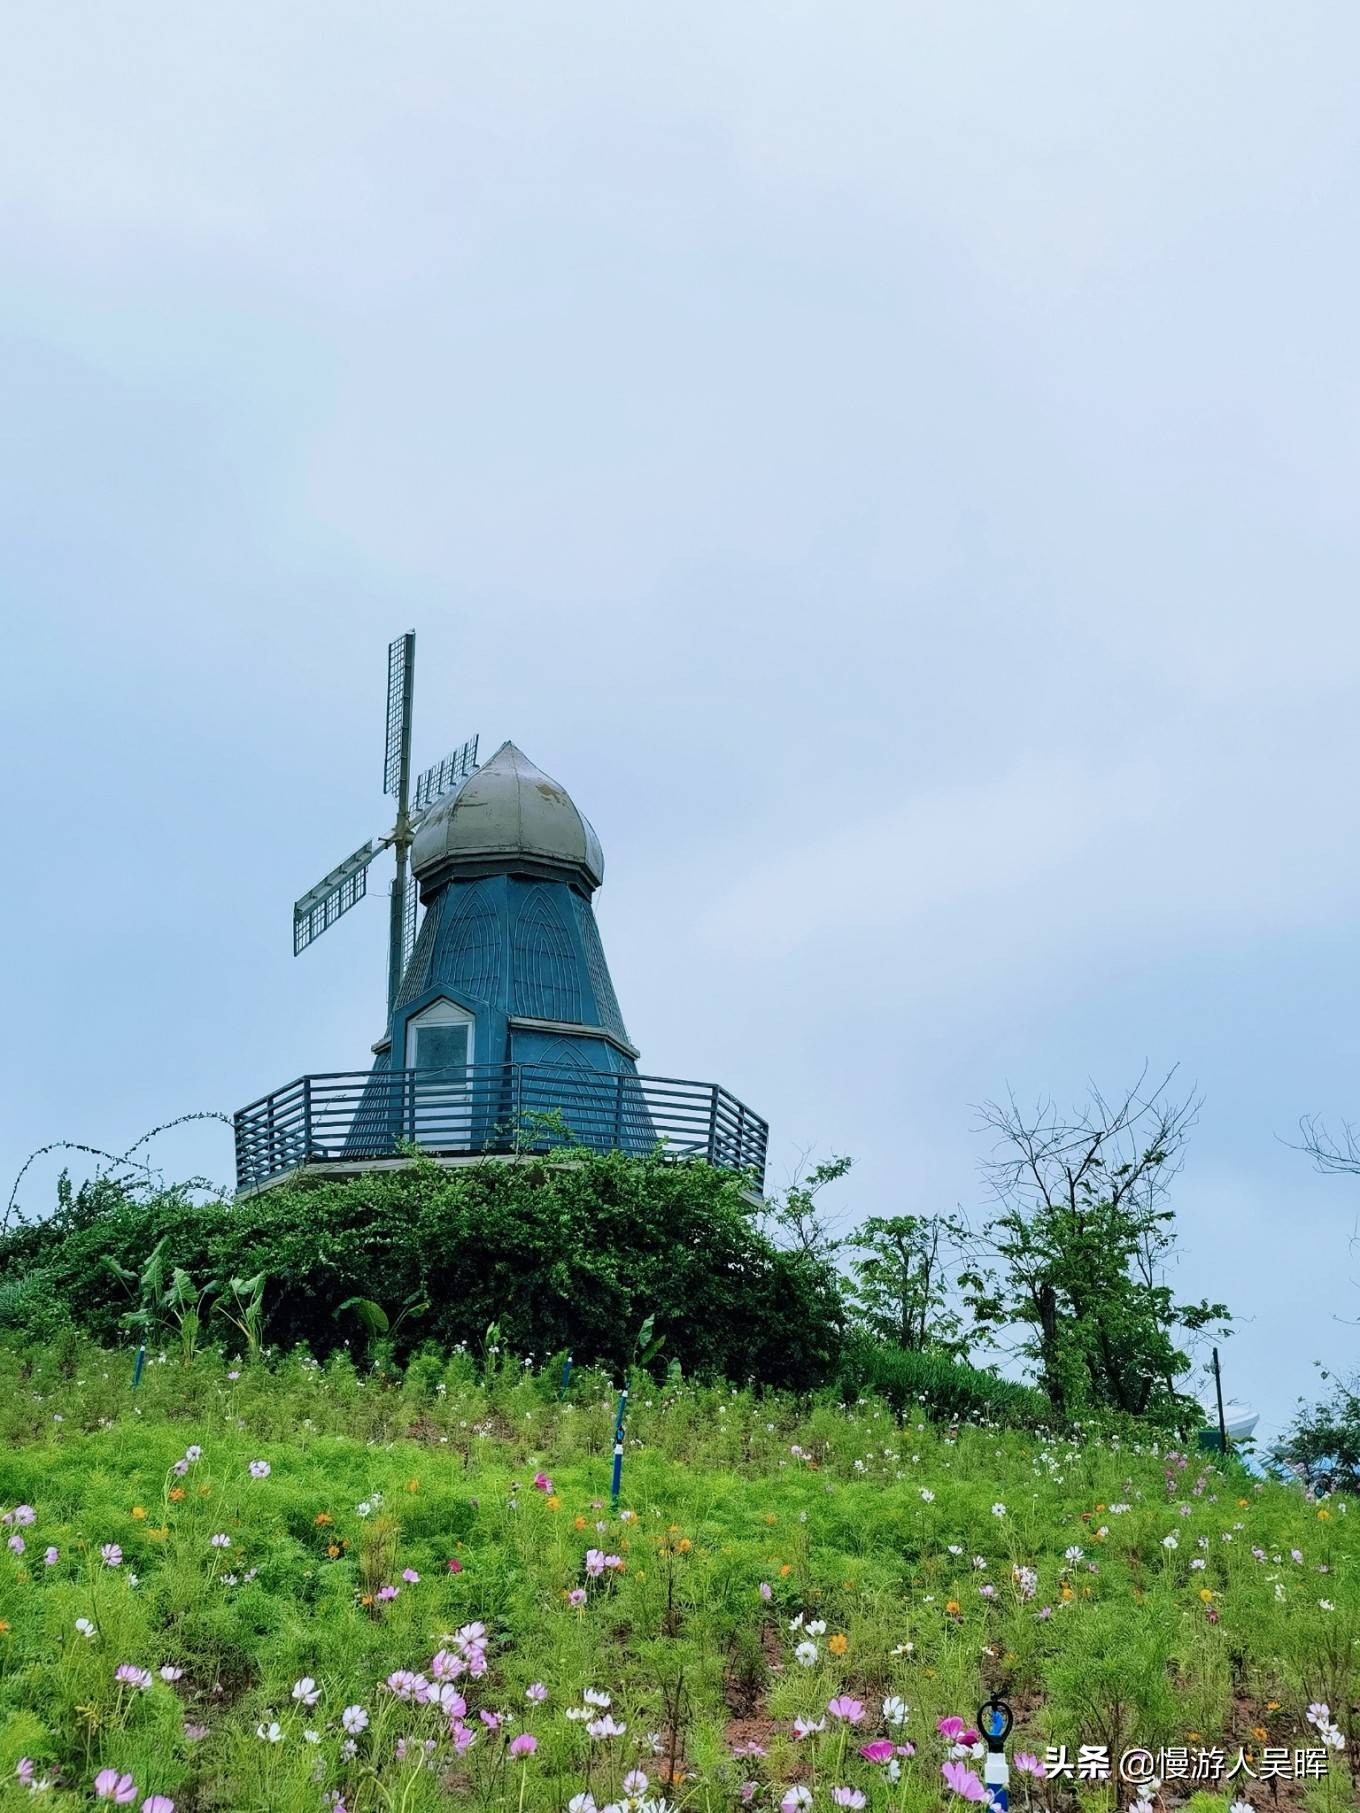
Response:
131,1346,146,1390
610,1387,628,1509
559,1355,573,1400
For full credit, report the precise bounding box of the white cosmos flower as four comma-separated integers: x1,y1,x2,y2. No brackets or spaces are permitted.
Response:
794,1641,819,1666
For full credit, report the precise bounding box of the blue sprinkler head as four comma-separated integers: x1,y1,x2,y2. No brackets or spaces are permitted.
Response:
977,1695,1013,1754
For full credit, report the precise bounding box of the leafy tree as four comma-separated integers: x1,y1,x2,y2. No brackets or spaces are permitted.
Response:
1273,1370,1360,1495
843,1212,970,1357
959,1069,1230,1420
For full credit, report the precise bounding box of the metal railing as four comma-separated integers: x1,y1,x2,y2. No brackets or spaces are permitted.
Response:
233,1063,768,1194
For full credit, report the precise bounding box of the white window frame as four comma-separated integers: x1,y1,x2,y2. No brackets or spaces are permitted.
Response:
405,998,475,1084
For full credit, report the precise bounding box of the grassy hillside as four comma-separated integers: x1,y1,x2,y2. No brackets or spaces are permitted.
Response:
0,1343,1353,1812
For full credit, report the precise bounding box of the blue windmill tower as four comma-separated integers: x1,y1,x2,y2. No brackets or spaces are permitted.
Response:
233,633,767,1194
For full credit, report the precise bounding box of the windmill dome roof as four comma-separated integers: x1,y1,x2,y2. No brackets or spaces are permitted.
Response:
411,741,604,892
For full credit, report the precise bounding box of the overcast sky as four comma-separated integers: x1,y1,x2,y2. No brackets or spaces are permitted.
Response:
3,2,1358,1435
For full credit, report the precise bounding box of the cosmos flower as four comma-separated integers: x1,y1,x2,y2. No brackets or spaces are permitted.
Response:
248,1461,271,1479
827,1696,864,1724
101,1544,123,1567
94,1770,137,1802
941,1761,989,1801
341,1706,369,1735
292,1678,320,1707
509,1734,538,1758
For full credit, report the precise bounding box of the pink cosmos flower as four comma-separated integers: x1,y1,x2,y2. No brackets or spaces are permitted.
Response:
1014,1753,1046,1778
533,1472,553,1493
585,1549,606,1577
10,1506,36,1526
509,1734,538,1758
447,1557,464,1574
402,1569,420,1583
781,1791,813,1813
376,1585,399,1602
115,1664,153,1691
937,1717,965,1741
526,1682,548,1702
451,1721,477,1754
142,1797,176,1813
94,1770,137,1803
568,1588,587,1607
759,1582,773,1600
859,1742,896,1763
44,1547,59,1566
831,1790,865,1809
8,1535,26,1555
827,1696,864,1724
480,1711,502,1731
942,1761,989,1802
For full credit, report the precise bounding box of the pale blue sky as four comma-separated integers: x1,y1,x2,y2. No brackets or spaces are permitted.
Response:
3,2,1358,1435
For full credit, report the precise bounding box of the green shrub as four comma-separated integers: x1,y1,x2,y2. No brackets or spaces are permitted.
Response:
837,1332,1061,1430
0,1153,844,1392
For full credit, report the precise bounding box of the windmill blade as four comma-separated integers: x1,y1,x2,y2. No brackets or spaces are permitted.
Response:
383,631,415,797
293,840,378,955
411,734,479,817
401,869,418,974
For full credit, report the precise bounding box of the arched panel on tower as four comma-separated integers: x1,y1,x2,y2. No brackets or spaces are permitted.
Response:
394,892,444,1010
512,886,584,1023
573,893,630,1044
440,880,502,1004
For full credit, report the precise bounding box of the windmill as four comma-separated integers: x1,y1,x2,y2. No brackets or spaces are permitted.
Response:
292,631,479,1014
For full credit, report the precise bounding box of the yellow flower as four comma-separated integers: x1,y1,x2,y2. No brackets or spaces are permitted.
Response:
828,1632,848,1655
575,1515,587,1530
359,1592,374,1607
1187,1731,1201,1742
1266,1701,1280,1713
1250,1726,1268,1743
326,1544,340,1559
1317,1508,1331,1520
764,1513,778,1525
131,1506,147,1520
406,1479,420,1493
1060,1584,1073,1601
1198,1588,1214,1603
146,1526,168,1541
1237,1498,1250,1508
0,1620,10,1635
197,1485,212,1497
546,1496,561,1512
676,1538,691,1553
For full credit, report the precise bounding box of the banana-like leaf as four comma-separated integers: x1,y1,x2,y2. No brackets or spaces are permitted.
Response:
337,1297,389,1336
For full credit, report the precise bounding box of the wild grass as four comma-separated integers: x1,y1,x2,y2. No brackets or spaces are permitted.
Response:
0,1343,1353,1812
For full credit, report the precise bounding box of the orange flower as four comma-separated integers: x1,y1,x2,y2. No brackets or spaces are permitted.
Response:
359,1592,374,1607
574,1516,587,1530
1060,1584,1073,1602
406,1479,420,1493
1237,1498,1250,1508
0,1620,10,1635
945,1599,961,1616
168,1487,185,1502
764,1513,778,1526
828,1633,848,1655
779,1564,793,1579
676,1538,691,1553
1266,1702,1280,1713
1250,1726,1268,1742
326,1544,340,1558
314,1513,333,1526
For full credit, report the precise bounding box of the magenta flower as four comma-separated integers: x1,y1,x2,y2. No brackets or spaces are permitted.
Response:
533,1472,553,1493
858,1742,896,1763
937,1716,965,1741
509,1734,538,1758
942,1761,988,1801
827,1696,864,1724
94,1769,137,1802
447,1557,464,1574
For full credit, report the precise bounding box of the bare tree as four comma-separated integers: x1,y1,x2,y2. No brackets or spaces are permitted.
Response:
1296,1115,1360,1177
